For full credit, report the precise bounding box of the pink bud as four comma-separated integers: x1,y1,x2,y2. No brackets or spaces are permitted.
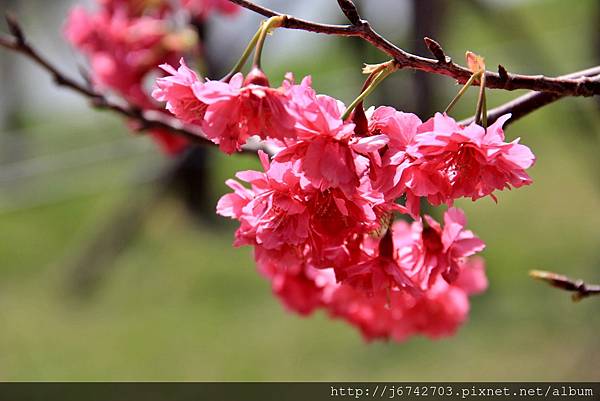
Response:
243,67,270,87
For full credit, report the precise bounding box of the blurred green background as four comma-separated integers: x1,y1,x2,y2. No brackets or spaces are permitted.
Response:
0,0,599,380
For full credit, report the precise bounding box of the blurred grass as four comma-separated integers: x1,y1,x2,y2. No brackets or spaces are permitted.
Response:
0,0,599,380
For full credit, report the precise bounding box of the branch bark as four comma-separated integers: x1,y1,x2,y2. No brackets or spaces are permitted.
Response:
530,270,600,301
228,0,600,97
461,66,600,126
1,8,599,153
0,22,275,155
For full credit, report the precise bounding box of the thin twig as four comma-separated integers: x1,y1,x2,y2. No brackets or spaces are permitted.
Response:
461,65,600,126
1,9,599,151
0,32,204,140
0,20,276,155
229,0,600,97
530,270,600,302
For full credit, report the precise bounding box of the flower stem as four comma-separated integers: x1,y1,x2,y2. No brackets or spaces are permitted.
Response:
341,61,397,121
252,16,285,69
223,28,262,81
475,72,488,127
443,71,482,115
223,16,284,81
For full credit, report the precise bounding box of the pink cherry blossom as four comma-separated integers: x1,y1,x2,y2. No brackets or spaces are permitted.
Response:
364,106,423,215
217,151,383,267
326,285,394,341
218,147,490,342
65,8,183,106
339,231,421,297
181,0,240,20
395,277,470,340
149,129,190,155
97,0,171,17
193,72,298,154
152,58,208,126
65,0,198,155
217,152,310,249
275,88,373,195
326,255,487,341
367,106,422,150
339,207,484,297
403,113,535,205
394,207,486,289
453,256,488,295
257,254,334,316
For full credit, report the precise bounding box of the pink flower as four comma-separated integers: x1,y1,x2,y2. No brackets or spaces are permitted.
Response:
64,6,96,47
364,106,423,215
453,256,488,295
223,170,487,341
367,106,422,151
149,129,190,155
97,0,172,17
396,277,470,340
217,152,310,249
275,87,380,195
152,58,207,126
257,253,335,316
193,72,298,154
181,0,239,20
396,256,488,340
326,256,487,341
340,207,484,296
65,1,198,155
217,151,383,267
272,270,324,315
394,207,486,289
403,113,535,205
326,285,393,341
206,70,530,342
65,8,180,105
340,231,421,297
288,90,354,142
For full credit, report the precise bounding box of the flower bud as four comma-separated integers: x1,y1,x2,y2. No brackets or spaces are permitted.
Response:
243,67,270,87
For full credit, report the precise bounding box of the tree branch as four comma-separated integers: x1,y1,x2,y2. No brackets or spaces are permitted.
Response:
1,8,599,156
530,270,600,302
0,18,275,155
461,65,600,126
229,0,600,97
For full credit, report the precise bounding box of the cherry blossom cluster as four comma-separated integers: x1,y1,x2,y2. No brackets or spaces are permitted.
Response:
64,0,238,153
152,59,535,341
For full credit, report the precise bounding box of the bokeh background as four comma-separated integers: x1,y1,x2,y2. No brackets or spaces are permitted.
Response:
0,0,599,380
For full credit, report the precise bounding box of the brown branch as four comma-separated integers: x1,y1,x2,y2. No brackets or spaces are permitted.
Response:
0,31,203,140
0,18,275,156
1,8,599,156
461,66,600,126
530,270,600,302
229,0,600,97
336,0,362,26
